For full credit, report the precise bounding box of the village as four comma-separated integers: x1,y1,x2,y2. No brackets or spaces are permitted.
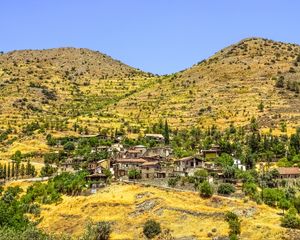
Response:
55,133,300,193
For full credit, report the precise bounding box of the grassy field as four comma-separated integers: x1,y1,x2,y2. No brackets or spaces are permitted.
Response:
35,183,291,240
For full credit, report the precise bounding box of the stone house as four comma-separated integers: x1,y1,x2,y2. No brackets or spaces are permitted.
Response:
174,156,205,176
113,158,146,178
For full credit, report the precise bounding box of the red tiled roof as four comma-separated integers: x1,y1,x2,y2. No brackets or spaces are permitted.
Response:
277,167,300,175
174,156,194,162
116,158,147,163
142,161,159,166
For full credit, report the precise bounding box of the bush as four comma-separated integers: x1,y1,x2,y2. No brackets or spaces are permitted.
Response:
80,221,111,240
128,169,141,180
168,177,179,188
281,208,300,229
143,220,161,239
199,181,214,198
275,76,284,88
96,221,111,240
63,142,75,151
242,182,257,197
225,212,241,237
217,183,235,195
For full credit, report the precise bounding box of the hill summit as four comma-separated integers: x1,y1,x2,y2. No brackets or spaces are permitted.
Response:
0,38,299,135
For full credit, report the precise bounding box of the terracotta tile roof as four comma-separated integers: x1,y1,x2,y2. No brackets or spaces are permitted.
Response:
116,158,147,163
277,167,300,175
175,156,194,162
142,161,159,166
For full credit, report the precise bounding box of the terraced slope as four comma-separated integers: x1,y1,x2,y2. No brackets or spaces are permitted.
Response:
0,38,300,136
112,38,300,130
0,48,156,132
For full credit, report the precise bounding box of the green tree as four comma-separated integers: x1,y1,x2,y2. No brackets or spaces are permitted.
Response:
164,119,170,145
63,142,75,151
128,169,141,180
278,198,291,214
199,181,214,198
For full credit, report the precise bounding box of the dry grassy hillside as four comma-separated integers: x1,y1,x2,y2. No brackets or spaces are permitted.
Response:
0,38,299,141
0,48,156,133
113,38,300,130
36,183,299,240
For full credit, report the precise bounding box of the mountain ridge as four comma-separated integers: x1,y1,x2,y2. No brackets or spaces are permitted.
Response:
0,37,299,137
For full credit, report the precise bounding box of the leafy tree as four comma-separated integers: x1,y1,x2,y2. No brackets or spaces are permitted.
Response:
128,169,141,180
216,153,233,167
242,182,257,197
63,142,75,151
199,181,214,198
278,198,291,214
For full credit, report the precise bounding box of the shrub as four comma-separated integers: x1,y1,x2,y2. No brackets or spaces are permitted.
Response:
63,142,75,151
143,220,161,239
80,221,111,240
281,208,300,229
217,183,235,195
225,212,241,237
168,177,179,188
128,169,141,180
275,76,284,88
199,181,214,198
242,182,257,197
96,221,111,240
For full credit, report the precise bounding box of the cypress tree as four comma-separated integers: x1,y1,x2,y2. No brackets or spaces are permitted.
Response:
164,119,170,144
7,163,11,179
20,164,25,178
3,164,7,180
26,160,31,176
11,162,15,178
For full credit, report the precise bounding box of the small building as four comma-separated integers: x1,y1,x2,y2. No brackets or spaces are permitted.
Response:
233,158,246,171
141,161,160,179
113,158,146,178
85,173,108,182
125,149,144,159
145,134,165,143
132,145,147,155
174,156,204,176
143,147,172,158
277,167,300,179
201,149,220,160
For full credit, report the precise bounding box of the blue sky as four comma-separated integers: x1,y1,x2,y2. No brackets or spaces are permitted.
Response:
0,0,299,74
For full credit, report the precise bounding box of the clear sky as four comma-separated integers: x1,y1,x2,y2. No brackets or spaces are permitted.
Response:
0,0,299,74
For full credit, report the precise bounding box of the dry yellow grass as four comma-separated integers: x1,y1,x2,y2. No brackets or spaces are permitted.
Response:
36,183,289,239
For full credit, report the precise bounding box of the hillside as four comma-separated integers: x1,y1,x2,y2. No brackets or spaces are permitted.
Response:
0,38,300,149
113,38,300,130
36,183,298,240
0,47,156,134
